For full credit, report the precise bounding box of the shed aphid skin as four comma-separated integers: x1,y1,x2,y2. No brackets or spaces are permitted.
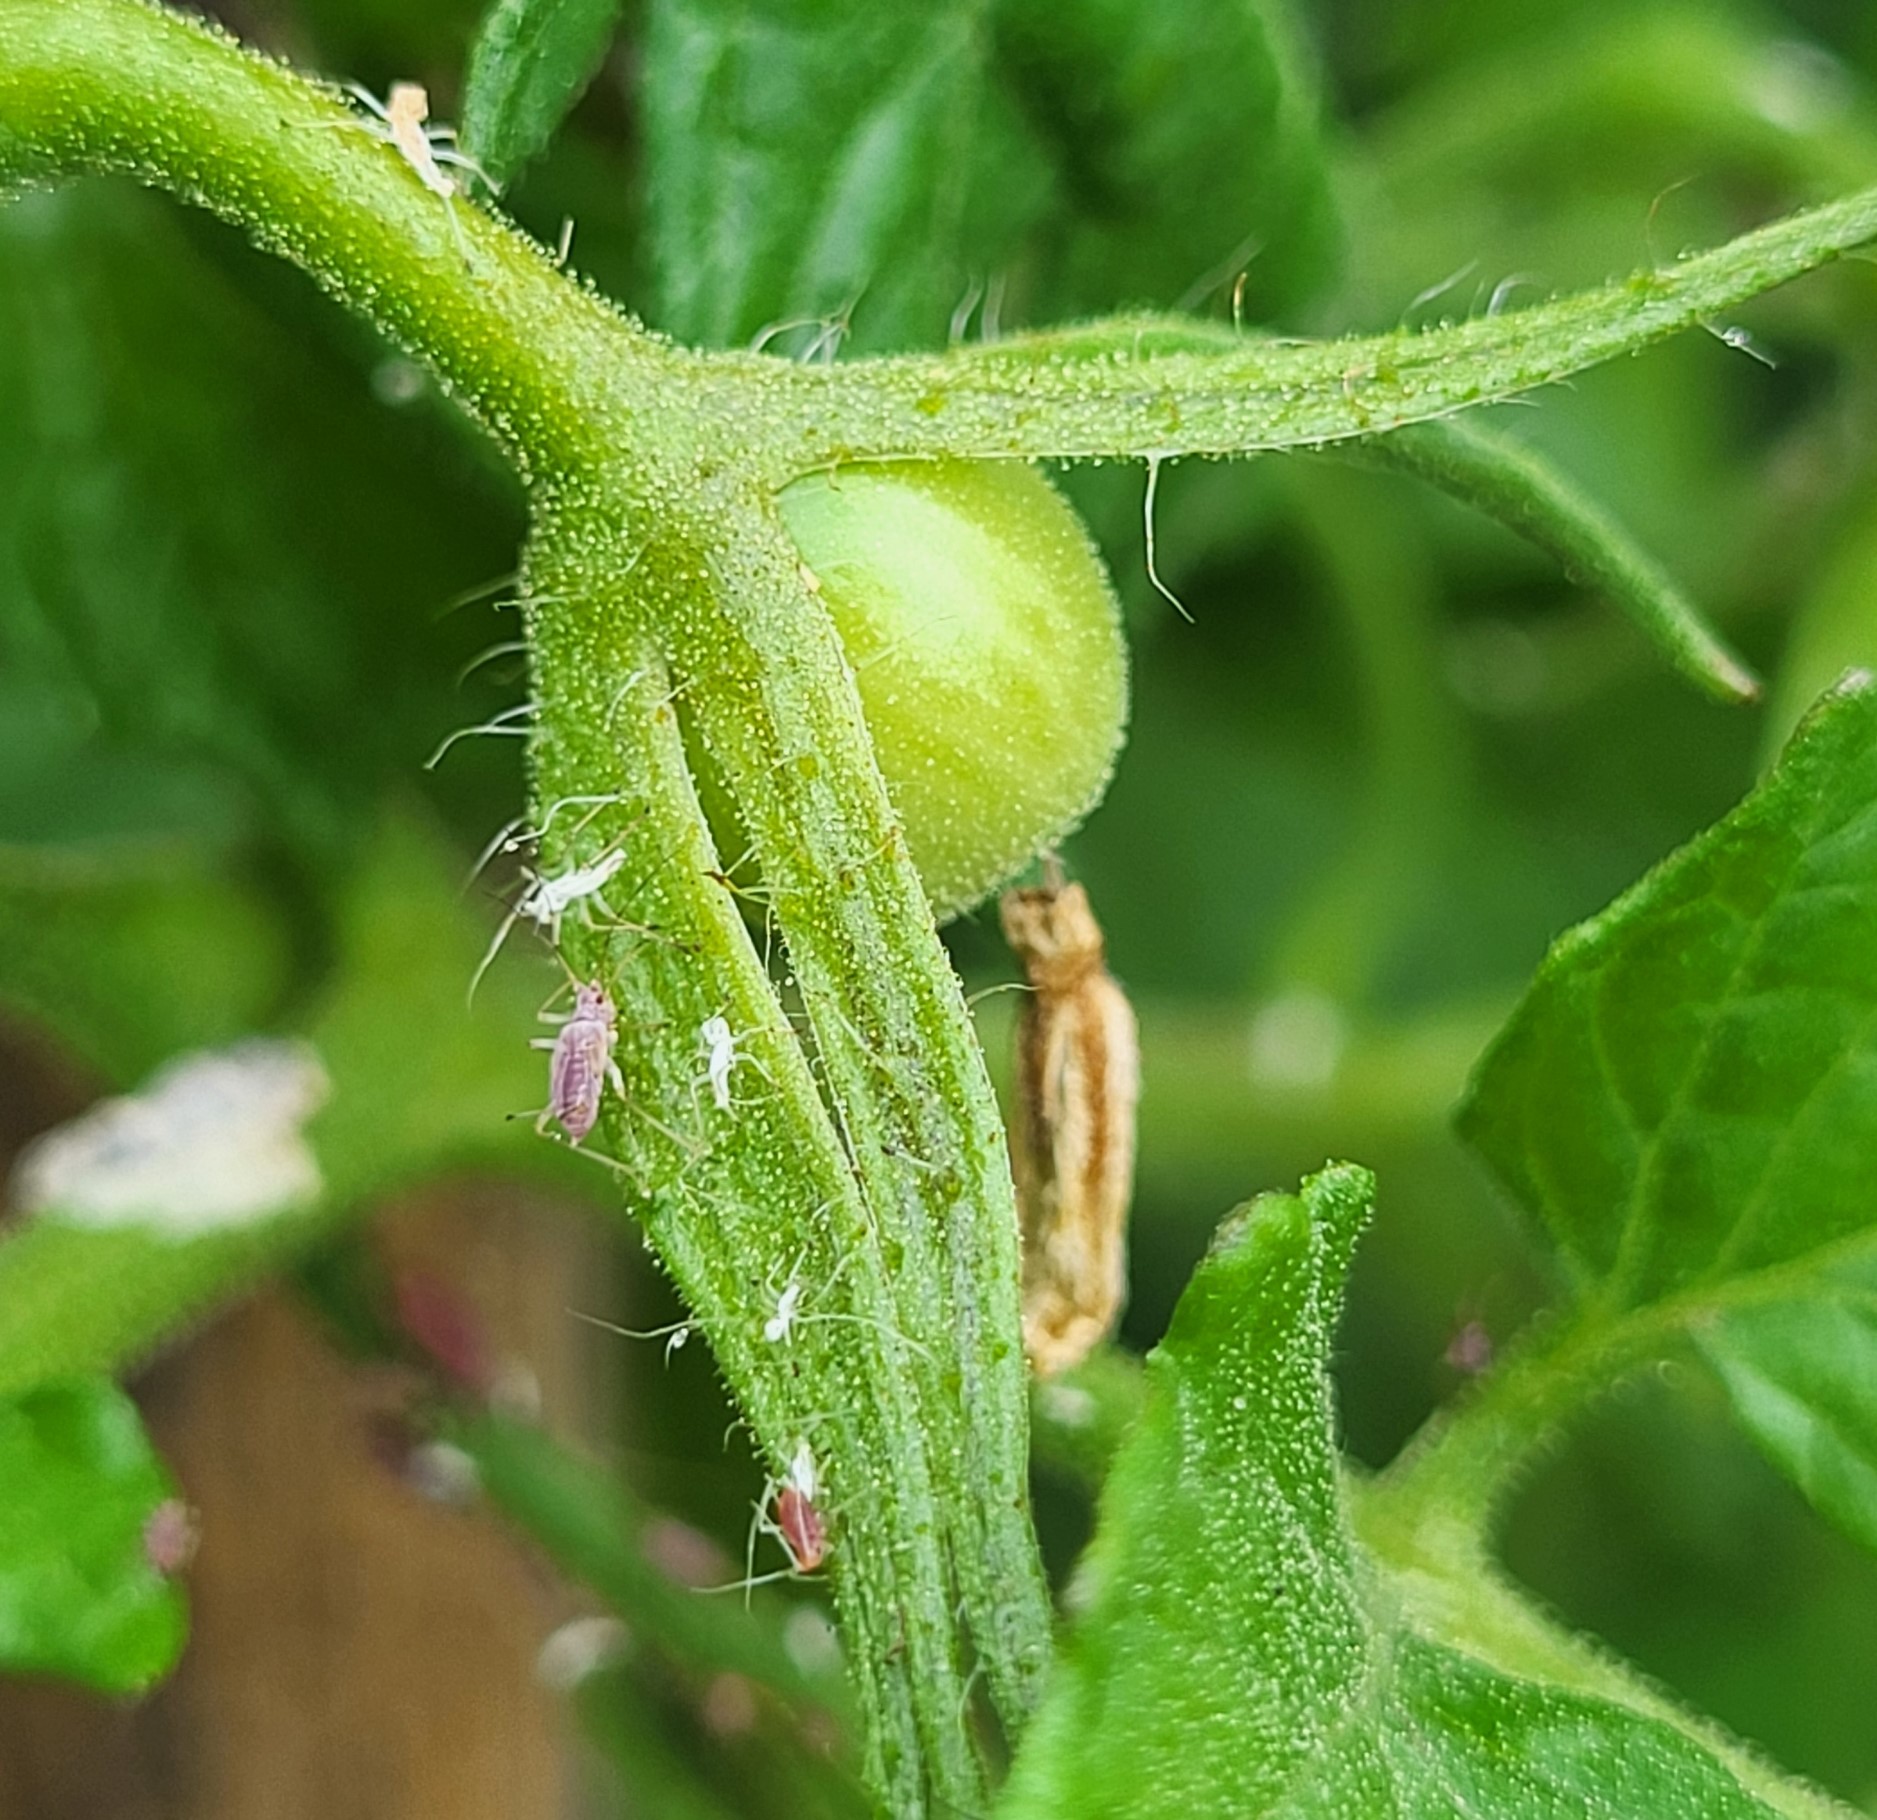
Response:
764,1276,804,1344
999,867,1140,1378
533,980,624,1146
340,80,495,267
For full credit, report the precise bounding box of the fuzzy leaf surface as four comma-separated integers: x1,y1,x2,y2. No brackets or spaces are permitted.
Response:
1459,675,1877,1308
462,0,625,186
991,0,1336,323
1460,673,1877,1556
640,0,1042,352
0,1378,186,1693
998,1165,1826,1820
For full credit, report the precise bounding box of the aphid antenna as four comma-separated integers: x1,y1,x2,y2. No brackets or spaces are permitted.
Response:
793,1310,936,1365
568,1307,696,1363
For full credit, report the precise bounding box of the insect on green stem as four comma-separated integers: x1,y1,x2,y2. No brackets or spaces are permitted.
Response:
11,3,1877,1810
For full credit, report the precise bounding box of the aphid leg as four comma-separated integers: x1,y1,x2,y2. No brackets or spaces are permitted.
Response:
431,142,500,195
338,78,393,122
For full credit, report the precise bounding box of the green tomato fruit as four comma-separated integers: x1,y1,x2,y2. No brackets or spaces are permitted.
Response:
773,460,1129,919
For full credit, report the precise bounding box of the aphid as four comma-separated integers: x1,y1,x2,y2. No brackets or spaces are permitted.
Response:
143,1499,200,1577
999,870,1139,1378
772,1443,827,1574
698,1013,753,1112
521,850,628,942
763,1277,804,1344
534,981,624,1145
471,845,628,999
342,80,492,265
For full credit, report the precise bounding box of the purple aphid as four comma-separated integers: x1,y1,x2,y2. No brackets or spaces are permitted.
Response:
537,981,624,1145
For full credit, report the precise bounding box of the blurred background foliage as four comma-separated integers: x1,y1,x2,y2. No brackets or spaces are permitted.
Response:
8,0,1877,1810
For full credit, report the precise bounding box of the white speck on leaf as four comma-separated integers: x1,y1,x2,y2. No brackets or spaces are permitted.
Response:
11,1038,330,1237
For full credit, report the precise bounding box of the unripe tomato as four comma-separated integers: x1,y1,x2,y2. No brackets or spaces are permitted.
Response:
776,460,1128,919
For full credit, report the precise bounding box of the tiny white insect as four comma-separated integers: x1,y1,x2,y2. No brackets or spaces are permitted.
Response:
699,1014,741,1111
520,849,629,943
471,846,628,1000
763,1277,804,1345
341,80,494,265
785,1439,819,1504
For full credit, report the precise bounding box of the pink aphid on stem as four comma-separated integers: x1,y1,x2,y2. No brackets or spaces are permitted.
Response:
536,982,623,1145
773,1444,828,1574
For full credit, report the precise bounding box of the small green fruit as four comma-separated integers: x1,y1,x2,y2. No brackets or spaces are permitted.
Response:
776,461,1128,919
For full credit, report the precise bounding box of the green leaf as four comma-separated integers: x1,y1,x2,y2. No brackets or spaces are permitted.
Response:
999,1166,1822,1819
0,834,289,1086
0,180,522,869
462,0,625,188
991,0,1337,323
640,0,1050,352
1695,1263,1877,1557
1458,673,1877,1309
1347,416,1758,704
0,1378,186,1693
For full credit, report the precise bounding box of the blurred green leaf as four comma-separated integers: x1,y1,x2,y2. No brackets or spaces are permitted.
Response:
462,0,624,187
998,1166,1809,1819
0,817,543,1400
0,836,289,1087
453,1409,835,1707
1696,1262,1877,1558
641,0,1048,352
640,0,1336,351
1459,673,1877,1308
0,1378,186,1694
991,0,1337,323
0,181,522,871
1769,493,1877,751
1348,416,1758,703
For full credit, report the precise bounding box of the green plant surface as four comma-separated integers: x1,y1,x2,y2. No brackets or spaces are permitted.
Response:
1461,672,1877,1311
1000,1167,1835,1820
775,459,1129,915
10,0,1877,1811
0,1377,186,1693
462,0,624,188
1357,675,1877,1570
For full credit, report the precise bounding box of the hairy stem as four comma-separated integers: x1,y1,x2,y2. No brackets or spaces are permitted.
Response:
521,542,987,1816
724,186,1877,465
